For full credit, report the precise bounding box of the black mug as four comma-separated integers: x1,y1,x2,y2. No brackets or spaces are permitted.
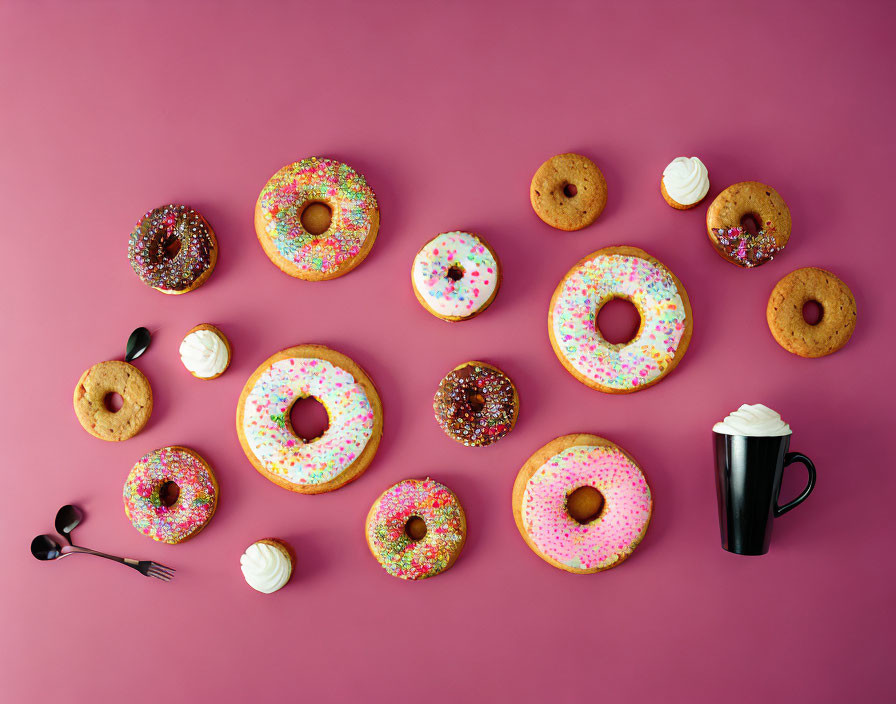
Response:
713,433,816,555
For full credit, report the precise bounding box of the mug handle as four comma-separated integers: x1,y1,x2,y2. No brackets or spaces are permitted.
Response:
774,452,817,517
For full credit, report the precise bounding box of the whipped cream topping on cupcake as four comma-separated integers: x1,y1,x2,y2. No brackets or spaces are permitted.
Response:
662,157,709,206
179,327,229,378
713,404,792,436
240,540,293,594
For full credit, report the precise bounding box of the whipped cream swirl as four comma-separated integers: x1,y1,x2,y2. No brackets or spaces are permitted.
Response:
179,329,228,378
240,542,291,594
662,156,709,205
713,404,791,437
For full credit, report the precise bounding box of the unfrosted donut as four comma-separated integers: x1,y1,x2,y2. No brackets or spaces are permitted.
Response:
549,246,692,393
236,344,383,494
512,434,652,574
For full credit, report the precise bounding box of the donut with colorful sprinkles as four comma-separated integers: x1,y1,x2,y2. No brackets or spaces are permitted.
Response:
549,245,692,393
254,157,380,281
236,344,383,494
365,478,467,580
127,204,218,294
411,231,501,321
512,434,652,574
706,181,791,268
123,446,219,544
433,361,518,447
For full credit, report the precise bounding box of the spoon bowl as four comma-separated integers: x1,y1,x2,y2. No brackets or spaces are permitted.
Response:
31,534,64,560
54,505,83,546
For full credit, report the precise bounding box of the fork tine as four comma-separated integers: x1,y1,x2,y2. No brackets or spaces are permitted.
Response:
151,562,176,572
150,562,175,574
147,567,173,581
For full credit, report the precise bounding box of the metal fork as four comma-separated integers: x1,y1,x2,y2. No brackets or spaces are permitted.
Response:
59,545,175,581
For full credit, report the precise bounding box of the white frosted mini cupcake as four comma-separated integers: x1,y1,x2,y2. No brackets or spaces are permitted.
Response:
179,324,231,379
240,539,294,594
660,156,710,210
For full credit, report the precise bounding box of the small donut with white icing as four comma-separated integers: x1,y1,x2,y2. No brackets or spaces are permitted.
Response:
240,539,294,594
411,231,501,322
512,434,652,574
660,156,709,210
236,344,383,494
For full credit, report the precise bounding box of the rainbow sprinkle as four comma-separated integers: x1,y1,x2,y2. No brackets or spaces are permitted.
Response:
522,445,651,571
551,253,687,389
123,447,217,544
367,478,465,580
257,157,378,275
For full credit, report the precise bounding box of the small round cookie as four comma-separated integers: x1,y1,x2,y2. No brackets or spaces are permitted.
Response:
73,360,153,441
530,153,607,231
240,539,295,594
706,182,791,268
254,157,380,281
128,204,218,294
549,246,693,393
123,446,218,544
433,361,518,447
236,344,383,494
179,324,231,380
411,231,501,321
512,434,652,574
365,478,466,580
767,267,857,358
660,156,709,210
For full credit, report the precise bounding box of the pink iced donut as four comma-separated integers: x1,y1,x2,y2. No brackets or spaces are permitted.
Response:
512,434,652,573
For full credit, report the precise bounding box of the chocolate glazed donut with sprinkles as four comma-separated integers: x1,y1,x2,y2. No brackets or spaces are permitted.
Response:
128,204,218,294
433,361,519,447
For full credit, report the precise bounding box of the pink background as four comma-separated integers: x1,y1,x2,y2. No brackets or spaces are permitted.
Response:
1,1,893,701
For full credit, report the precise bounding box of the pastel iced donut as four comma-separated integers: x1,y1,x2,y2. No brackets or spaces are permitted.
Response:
254,157,379,281
123,446,219,544
365,478,466,580
411,231,501,321
549,246,692,393
236,344,383,494
512,434,652,574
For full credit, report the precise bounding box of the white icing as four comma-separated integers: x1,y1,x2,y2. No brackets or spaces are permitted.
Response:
240,542,291,593
412,232,499,318
713,404,791,437
662,157,709,206
179,329,228,378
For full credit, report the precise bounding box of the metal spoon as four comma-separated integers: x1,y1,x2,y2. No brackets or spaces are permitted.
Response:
125,326,152,362
54,505,82,546
30,534,174,581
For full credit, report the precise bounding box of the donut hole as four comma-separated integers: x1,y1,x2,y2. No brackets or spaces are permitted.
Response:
446,264,465,281
563,183,578,198
158,480,180,508
802,300,824,326
103,392,124,413
161,236,181,260
288,396,330,443
300,201,333,235
404,516,427,542
567,486,605,524
595,297,641,345
740,213,762,237
466,388,486,413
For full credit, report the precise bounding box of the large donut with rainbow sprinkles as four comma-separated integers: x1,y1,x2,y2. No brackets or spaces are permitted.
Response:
512,434,652,574
254,157,380,281
549,245,692,393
